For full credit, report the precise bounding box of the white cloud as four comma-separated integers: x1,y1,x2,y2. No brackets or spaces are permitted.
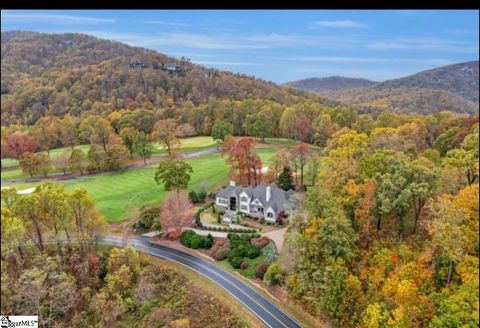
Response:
2,12,114,24
285,56,454,66
314,20,366,28
366,37,478,53
79,30,361,50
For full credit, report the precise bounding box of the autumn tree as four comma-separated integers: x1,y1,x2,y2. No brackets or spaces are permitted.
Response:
243,112,274,142
5,132,37,159
104,144,128,170
135,131,154,165
409,157,438,233
291,143,311,190
35,152,51,178
211,121,234,142
426,196,468,284
153,119,180,157
1,208,27,272
107,111,122,133
306,153,321,186
10,254,78,326
19,152,40,178
293,116,313,143
68,188,105,253
69,149,88,175
52,150,71,175
266,149,289,184
221,136,262,186
119,127,139,159
32,183,71,260
327,129,368,159
32,116,59,155
354,179,377,249
59,114,77,150
176,123,196,137
160,190,194,238
88,144,106,172
80,116,113,151
444,126,479,185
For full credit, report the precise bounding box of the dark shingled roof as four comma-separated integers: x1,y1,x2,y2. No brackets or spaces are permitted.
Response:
217,183,293,212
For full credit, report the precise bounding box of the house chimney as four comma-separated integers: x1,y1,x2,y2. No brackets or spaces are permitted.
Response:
266,186,271,202
229,180,236,187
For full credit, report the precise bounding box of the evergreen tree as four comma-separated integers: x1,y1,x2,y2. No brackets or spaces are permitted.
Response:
278,166,294,190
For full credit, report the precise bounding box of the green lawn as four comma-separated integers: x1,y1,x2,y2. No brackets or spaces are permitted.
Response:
1,168,27,180
219,255,266,279
262,137,301,147
60,148,275,223
59,154,228,222
1,158,18,167
1,144,91,168
2,147,277,223
151,136,217,155
0,137,215,167
262,137,322,152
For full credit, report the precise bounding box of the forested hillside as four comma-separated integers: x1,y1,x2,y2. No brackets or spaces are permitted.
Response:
286,61,479,115
1,30,328,125
285,76,377,95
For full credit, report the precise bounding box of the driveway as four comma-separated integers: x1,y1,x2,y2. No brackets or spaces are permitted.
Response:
262,227,288,252
99,235,303,328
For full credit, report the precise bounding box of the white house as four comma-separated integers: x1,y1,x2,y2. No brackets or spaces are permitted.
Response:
215,181,294,223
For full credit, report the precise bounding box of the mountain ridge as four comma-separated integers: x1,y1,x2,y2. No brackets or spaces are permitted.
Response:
285,76,377,94
285,60,479,115
1,30,332,125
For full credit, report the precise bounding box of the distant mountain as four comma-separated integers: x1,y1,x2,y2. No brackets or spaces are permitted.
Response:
1,30,330,125
284,76,377,95
286,61,479,115
375,61,479,103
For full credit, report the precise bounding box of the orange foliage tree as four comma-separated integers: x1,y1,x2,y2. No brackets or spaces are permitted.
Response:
160,190,194,238
221,136,262,186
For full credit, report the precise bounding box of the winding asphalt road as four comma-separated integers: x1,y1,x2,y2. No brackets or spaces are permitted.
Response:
99,235,303,328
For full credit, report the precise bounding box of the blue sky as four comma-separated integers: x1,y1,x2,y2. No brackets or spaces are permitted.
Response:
1,10,479,83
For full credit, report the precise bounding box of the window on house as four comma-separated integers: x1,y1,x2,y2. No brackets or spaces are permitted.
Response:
258,207,264,213
240,205,248,211
267,212,273,218
241,197,248,202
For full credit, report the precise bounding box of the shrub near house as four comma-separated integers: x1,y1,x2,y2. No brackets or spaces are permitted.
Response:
180,230,213,249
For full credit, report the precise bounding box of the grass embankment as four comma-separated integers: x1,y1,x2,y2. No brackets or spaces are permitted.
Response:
218,255,266,279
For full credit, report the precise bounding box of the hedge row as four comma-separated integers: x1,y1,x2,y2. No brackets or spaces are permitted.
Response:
202,226,257,234
194,201,215,227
